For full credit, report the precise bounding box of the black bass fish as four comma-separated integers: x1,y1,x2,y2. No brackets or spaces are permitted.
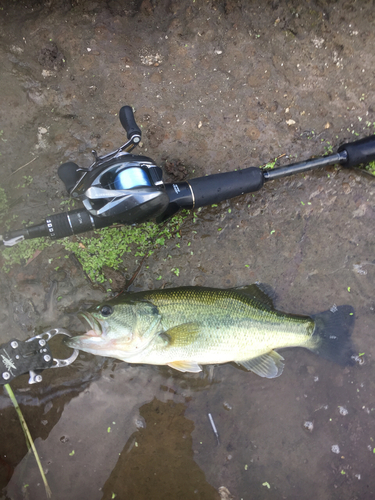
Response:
66,285,355,378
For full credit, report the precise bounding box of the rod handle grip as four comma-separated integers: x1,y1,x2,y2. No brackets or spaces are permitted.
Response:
338,135,375,168
188,167,264,208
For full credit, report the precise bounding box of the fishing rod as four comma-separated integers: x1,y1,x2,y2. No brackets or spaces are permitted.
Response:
1,106,375,246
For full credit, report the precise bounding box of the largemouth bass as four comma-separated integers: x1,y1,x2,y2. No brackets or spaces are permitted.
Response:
66,285,355,378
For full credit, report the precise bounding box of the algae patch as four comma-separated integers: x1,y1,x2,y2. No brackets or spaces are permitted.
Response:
363,160,375,176
0,185,9,227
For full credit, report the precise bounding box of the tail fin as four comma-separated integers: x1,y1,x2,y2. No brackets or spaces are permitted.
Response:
310,305,355,366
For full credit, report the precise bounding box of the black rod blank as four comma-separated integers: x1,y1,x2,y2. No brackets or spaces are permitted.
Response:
263,151,348,181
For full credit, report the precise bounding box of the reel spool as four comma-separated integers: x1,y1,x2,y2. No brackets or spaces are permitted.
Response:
113,166,152,190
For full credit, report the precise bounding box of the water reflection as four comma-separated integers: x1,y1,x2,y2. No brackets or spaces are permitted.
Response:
0,355,103,494
2,363,222,500
100,398,220,500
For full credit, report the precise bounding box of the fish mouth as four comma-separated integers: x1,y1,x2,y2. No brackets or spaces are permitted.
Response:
64,311,108,352
77,311,104,337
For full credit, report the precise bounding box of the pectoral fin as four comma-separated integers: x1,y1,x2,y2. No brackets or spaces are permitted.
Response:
162,322,201,346
237,350,285,378
167,360,202,373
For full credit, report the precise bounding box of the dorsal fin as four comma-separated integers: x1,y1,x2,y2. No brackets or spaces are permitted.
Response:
233,283,276,309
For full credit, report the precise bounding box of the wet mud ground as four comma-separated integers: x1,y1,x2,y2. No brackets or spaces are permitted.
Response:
0,0,375,498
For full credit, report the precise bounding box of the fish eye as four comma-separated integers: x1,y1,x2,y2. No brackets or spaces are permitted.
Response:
100,305,113,317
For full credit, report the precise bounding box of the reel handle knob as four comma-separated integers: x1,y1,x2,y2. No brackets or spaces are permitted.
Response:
119,106,142,141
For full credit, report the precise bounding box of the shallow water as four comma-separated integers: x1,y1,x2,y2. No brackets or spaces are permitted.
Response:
1,1,375,499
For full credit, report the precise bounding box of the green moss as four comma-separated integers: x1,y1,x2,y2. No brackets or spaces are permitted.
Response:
0,186,8,222
362,160,375,176
263,158,278,170
1,238,53,272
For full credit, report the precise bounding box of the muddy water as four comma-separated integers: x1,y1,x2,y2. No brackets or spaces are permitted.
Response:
1,1,375,499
